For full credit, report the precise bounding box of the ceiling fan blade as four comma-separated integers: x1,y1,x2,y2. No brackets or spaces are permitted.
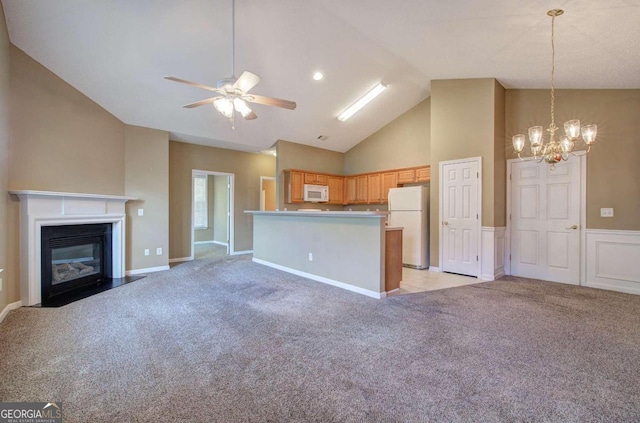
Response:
183,97,220,108
248,94,297,110
234,71,261,93
164,76,221,93
243,110,258,120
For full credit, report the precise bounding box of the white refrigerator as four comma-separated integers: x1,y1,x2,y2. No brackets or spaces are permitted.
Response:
388,186,429,269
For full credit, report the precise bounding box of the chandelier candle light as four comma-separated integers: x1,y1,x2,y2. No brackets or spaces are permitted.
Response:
512,9,597,167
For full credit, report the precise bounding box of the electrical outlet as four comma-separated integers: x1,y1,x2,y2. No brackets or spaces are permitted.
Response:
138,208,144,216
144,249,150,256
600,208,614,217
156,247,163,256
308,253,313,262
0,277,3,291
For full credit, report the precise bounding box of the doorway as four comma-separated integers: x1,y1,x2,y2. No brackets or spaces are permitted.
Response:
507,157,586,285
191,170,234,259
439,157,482,277
260,176,276,211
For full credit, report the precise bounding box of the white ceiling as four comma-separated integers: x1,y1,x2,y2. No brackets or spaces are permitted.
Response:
2,0,639,153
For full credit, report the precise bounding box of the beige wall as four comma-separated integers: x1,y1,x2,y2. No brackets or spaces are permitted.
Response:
506,89,640,230
275,140,344,210
430,78,505,266
5,44,127,307
169,141,275,259
262,179,276,211
0,4,10,311
344,98,431,175
125,125,169,271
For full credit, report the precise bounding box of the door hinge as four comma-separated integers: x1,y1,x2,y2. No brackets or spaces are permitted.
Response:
476,213,479,220
476,255,479,261
509,173,512,180
477,172,479,178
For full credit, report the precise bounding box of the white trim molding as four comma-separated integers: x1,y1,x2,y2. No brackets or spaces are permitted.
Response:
169,256,194,264
212,241,229,247
193,241,215,245
0,301,22,324
253,258,386,299
126,265,170,276
429,267,442,273
585,229,640,295
480,227,506,281
231,250,253,256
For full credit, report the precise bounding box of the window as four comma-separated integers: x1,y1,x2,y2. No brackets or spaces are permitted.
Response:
194,174,208,229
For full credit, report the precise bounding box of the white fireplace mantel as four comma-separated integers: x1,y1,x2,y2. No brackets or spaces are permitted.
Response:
10,190,138,306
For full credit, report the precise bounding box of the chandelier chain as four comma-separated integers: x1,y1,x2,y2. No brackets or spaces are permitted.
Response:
550,13,556,130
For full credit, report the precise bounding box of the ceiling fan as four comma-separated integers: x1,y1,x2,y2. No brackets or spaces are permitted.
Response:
164,0,296,127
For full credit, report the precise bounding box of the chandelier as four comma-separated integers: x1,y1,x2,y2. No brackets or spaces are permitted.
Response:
512,9,597,167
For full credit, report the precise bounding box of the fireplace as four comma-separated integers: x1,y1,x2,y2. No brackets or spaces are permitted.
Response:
10,190,135,306
41,224,113,304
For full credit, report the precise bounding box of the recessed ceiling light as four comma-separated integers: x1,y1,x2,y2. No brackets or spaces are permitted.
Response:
313,72,324,81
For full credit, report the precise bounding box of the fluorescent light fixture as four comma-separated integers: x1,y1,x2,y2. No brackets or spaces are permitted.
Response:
337,82,387,122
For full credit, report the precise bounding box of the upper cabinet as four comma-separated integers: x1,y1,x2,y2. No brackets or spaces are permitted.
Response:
304,173,328,185
283,165,429,205
327,176,344,205
284,170,304,203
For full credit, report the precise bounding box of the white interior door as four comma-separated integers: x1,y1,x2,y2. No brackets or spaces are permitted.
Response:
510,159,582,284
441,158,480,276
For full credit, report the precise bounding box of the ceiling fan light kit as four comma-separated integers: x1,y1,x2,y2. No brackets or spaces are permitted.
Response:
512,9,597,167
337,82,388,122
164,0,296,128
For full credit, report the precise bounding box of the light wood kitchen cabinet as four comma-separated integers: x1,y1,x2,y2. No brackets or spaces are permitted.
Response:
367,173,382,204
356,175,368,204
345,177,357,204
381,172,397,203
327,176,344,204
415,166,431,182
396,169,416,184
304,173,328,185
284,170,304,203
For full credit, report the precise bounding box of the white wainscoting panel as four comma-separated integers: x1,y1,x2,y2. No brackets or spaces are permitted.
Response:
481,227,506,281
586,229,640,295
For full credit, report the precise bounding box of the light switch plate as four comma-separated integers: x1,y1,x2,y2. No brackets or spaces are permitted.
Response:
600,208,614,217
156,247,163,256
144,249,150,256
137,208,144,216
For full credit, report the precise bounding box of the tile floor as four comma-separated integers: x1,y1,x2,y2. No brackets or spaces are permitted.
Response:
388,267,483,296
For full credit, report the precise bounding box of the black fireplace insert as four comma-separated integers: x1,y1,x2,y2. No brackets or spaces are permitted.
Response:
41,223,112,304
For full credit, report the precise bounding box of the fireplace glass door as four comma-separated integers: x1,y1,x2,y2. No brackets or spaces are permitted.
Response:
51,242,101,285
41,223,112,303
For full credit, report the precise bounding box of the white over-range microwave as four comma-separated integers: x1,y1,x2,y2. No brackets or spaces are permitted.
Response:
303,184,329,202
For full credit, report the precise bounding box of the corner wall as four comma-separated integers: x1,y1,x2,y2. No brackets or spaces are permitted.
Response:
344,98,430,175
0,3,11,313
125,125,169,272
430,78,505,266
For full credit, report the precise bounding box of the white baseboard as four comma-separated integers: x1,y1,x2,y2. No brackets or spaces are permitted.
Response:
252,258,385,299
231,250,253,256
213,241,229,247
585,229,640,295
126,265,170,276
193,241,214,245
169,256,193,264
0,301,22,324
429,266,441,272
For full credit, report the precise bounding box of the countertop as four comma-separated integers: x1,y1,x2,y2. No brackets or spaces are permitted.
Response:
245,210,389,218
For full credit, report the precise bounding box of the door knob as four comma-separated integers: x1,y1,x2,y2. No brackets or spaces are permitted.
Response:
443,221,449,226
566,224,578,230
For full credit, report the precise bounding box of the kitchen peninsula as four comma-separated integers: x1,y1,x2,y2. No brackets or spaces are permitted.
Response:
245,210,402,298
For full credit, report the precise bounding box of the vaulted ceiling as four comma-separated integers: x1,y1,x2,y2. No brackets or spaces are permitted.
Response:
2,0,639,153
